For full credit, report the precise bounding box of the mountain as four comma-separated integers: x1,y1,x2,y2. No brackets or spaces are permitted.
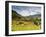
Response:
12,10,26,20
12,10,41,21
27,14,41,18
12,10,22,17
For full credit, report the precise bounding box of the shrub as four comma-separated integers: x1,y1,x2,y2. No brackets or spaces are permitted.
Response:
32,18,41,25
19,22,23,24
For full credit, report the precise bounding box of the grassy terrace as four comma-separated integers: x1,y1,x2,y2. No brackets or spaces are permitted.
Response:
11,20,41,31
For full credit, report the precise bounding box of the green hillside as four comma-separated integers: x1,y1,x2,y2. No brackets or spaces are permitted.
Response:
12,10,41,31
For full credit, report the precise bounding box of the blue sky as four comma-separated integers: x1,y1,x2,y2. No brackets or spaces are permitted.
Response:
12,6,41,16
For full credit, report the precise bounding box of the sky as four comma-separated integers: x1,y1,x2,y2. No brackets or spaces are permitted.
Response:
12,6,41,16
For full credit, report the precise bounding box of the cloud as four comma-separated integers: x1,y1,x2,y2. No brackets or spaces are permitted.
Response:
12,6,41,16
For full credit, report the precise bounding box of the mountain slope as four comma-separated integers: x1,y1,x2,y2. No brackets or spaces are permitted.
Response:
12,10,41,21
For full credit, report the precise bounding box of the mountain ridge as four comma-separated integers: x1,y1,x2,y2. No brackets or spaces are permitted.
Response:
12,10,41,21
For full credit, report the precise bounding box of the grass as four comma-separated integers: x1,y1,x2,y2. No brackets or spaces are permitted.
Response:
11,20,41,31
